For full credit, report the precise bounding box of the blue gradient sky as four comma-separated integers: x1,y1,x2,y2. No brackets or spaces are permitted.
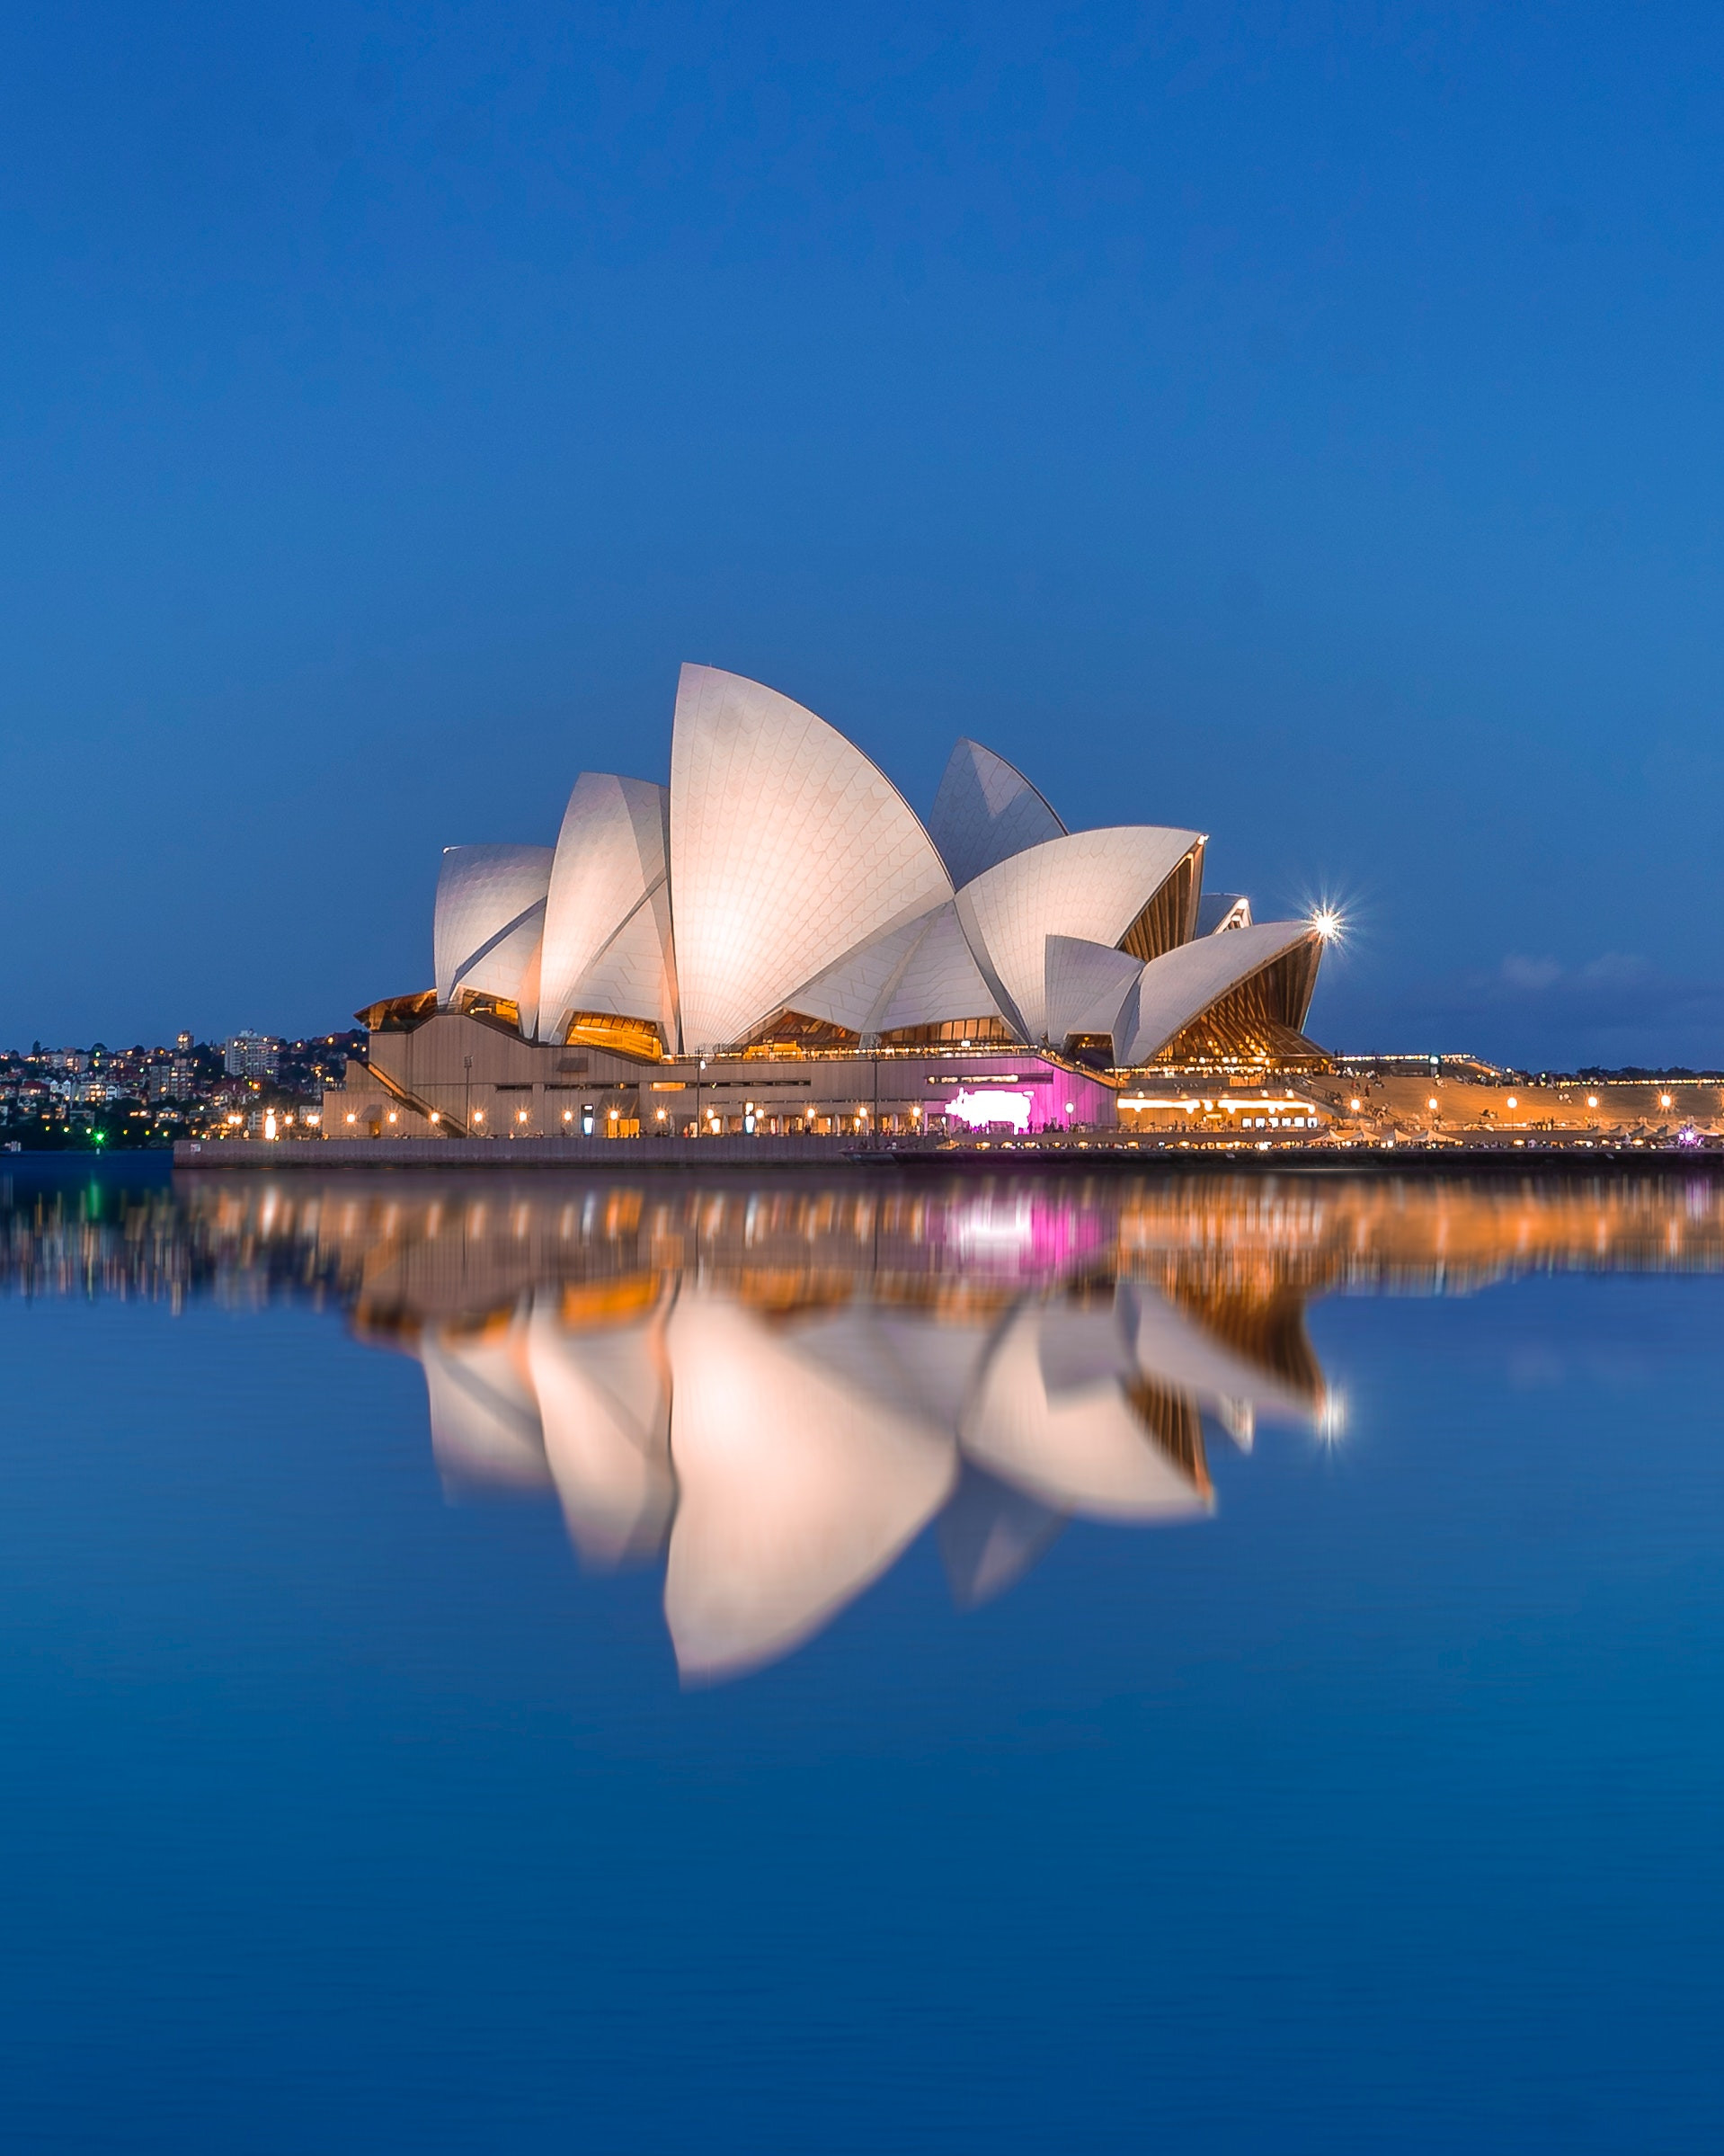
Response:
4,4,1721,1068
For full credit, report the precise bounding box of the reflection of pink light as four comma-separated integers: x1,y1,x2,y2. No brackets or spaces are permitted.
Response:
948,1088,1033,1132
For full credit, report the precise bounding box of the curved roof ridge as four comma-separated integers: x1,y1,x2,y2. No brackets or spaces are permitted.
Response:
954,825,1203,1042
1119,919,1321,1065
539,773,671,1046
1044,934,1144,1045
432,843,555,1023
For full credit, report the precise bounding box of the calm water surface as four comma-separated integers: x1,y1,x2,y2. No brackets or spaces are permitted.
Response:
3,1161,1723,2152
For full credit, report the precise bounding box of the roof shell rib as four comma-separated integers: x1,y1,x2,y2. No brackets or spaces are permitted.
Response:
1044,935,1145,1046
928,738,1065,890
955,825,1203,1042
873,901,1010,1035
778,907,937,1037
785,899,1013,1039
433,844,554,1031
669,664,954,1049
1118,919,1321,1065
538,773,675,1047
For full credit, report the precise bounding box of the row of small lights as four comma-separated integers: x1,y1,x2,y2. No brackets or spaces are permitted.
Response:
1334,1091,1671,1115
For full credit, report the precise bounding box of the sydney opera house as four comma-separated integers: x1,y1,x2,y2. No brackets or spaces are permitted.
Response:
333,665,1329,1139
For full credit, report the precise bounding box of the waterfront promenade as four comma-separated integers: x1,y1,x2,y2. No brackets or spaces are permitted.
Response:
173,1131,1724,1172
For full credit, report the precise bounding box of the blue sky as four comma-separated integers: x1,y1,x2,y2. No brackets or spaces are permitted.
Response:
4,2,1721,1067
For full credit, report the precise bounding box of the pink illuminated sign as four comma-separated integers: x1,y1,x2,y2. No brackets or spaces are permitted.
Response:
946,1088,1034,1132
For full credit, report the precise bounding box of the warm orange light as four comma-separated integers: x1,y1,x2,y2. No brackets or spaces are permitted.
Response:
1660,1093,1673,1109
1587,1095,1598,1109
1349,1097,1362,1111
1506,1096,1517,1109
1427,1098,1438,1110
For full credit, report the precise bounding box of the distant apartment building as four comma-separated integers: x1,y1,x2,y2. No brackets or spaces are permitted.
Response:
224,1031,283,1081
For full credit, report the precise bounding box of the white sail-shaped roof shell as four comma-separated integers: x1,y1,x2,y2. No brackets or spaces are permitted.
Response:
1044,936,1144,1046
928,738,1065,891
668,665,954,1050
873,902,1011,1036
568,882,678,1045
955,826,1202,1042
526,1297,674,1568
779,909,936,1037
538,775,676,1047
662,1292,956,1681
433,844,554,1032
1118,920,1320,1065
786,900,1013,1039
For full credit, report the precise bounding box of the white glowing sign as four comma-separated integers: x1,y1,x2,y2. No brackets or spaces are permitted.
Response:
946,1088,1033,1133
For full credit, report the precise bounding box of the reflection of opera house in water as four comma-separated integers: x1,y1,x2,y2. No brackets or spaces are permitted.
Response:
13,1169,1724,1683
353,1183,1329,1680
220,1169,1716,1683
